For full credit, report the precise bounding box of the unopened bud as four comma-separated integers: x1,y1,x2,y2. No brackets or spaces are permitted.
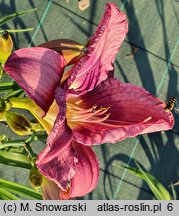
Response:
0,98,6,112
29,166,43,190
39,39,85,65
6,111,32,136
0,30,13,64
0,98,7,121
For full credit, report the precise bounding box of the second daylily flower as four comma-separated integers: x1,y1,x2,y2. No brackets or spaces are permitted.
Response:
4,3,174,199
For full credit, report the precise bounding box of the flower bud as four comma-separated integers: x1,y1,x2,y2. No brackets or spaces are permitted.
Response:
0,98,6,111
0,30,13,64
6,111,32,136
29,166,43,190
39,39,85,65
0,98,7,121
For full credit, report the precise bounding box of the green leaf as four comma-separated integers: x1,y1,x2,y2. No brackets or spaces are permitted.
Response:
170,182,177,200
0,64,3,79
4,89,24,99
0,28,34,33
0,188,20,200
0,142,25,150
0,150,32,169
0,135,6,142
0,8,37,26
0,178,42,200
124,162,173,200
0,81,21,93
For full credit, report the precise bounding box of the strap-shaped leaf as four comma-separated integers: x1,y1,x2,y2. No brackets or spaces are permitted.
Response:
0,8,37,26
0,188,19,200
4,89,24,99
0,81,21,93
0,150,32,169
124,162,173,200
0,178,42,199
0,28,34,33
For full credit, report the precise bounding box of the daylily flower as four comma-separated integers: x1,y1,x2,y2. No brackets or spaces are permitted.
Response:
3,3,174,199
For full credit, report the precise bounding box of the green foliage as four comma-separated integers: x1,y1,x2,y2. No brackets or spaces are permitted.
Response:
0,178,42,200
0,8,37,26
0,7,45,200
0,188,20,200
124,161,173,200
0,150,32,169
0,28,34,33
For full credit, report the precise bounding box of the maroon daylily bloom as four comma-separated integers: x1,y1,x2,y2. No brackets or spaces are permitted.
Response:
4,3,174,199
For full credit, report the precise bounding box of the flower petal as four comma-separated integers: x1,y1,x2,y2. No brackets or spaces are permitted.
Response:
36,120,74,191
39,39,85,66
43,100,59,132
61,141,100,199
70,79,174,145
4,47,65,113
66,3,128,94
36,85,78,190
37,84,100,197
37,123,99,198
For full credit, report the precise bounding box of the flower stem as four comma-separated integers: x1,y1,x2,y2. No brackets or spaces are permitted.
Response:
0,134,47,166
24,138,37,166
9,97,52,133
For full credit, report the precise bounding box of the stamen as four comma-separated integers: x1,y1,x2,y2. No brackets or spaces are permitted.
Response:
67,97,153,128
92,104,98,113
99,116,152,128
142,116,152,123
77,113,111,123
93,106,110,116
67,100,111,124
67,103,91,112
74,99,83,105
69,112,94,121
